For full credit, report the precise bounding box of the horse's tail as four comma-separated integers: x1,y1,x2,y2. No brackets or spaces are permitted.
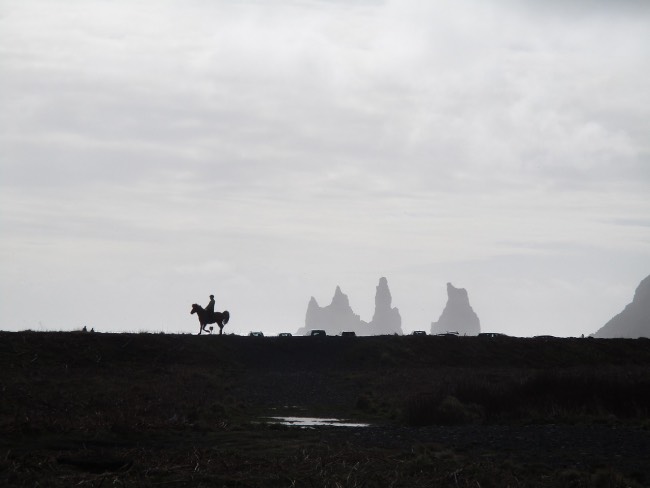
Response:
222,311,230,325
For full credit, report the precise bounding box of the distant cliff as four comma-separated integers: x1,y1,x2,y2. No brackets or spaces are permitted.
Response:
298,277,402,336
594,274,650,338
297,286,365,336
431,283,481,336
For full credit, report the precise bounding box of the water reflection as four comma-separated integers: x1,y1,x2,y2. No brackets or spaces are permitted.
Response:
265,416,370,428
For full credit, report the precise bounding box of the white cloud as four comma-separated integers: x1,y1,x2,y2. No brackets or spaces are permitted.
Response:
1,0,649,335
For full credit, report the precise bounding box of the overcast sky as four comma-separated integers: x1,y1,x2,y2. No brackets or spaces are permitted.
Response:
1,0,649,336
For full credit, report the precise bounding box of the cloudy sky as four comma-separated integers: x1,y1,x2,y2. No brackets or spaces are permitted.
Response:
1,0,649,337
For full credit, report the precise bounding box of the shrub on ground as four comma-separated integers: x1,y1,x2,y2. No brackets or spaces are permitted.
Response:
403,366,650,426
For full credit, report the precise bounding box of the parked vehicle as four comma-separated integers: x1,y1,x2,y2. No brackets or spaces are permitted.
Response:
249,331,264,337
436,331,459,337
309,330,326,337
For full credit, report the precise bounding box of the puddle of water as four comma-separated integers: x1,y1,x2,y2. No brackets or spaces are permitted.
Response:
264,416,370,428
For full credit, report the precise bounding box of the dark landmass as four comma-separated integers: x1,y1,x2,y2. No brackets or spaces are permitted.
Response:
2,331,650,487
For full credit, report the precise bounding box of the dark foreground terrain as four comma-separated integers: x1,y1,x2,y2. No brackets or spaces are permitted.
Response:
1,331,650,487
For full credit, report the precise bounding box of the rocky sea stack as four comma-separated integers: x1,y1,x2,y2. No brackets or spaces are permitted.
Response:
368,277,403,335
431,283,481,336
297,286,364,336
298,277,402,336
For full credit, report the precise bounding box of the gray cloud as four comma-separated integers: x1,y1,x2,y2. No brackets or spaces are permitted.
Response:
1,0,649,335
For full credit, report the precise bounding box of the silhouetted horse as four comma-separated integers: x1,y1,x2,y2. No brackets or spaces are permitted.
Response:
191,304,230,335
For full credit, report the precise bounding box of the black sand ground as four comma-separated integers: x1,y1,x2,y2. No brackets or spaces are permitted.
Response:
1,331,649,487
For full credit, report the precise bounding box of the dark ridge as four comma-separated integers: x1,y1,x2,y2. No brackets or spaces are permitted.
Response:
2,331,649,371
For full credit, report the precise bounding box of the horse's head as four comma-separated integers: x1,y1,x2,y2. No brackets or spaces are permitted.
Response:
191,304,200,314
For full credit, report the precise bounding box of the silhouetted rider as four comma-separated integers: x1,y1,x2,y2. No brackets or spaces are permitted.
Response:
206,294,216,315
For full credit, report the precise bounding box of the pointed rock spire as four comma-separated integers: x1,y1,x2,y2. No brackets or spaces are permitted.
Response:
332,286,350,309
369,277,402,335
298,285,365,335
431,283,480,336
304,296,321,331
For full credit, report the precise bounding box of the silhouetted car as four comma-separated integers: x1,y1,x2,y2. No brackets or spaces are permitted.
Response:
436,332,459,337
309,330,326,336
412,331,427,336
478,332,508,338
278,332,292,337
533,335,556,340
341,331,356,337
249,331,264,337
